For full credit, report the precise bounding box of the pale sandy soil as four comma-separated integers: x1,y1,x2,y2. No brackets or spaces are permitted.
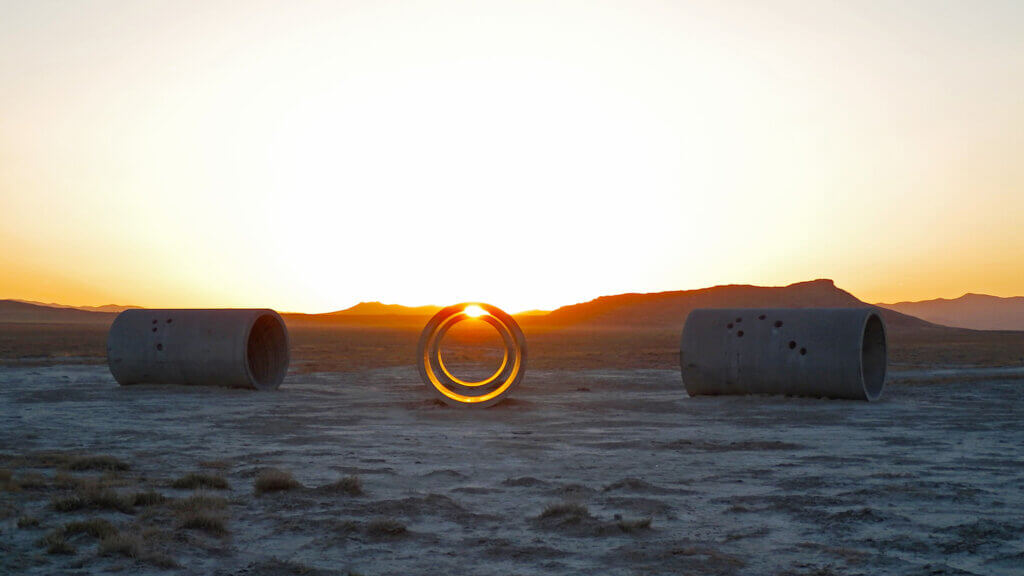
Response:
1,363,1022,575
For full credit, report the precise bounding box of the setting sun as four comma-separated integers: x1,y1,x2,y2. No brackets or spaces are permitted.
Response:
463,305,488,318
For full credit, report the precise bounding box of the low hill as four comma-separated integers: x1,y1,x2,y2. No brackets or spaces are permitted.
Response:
0,300,115,324
11,300,140,313
535,279,935,332
877,293,1024,331
327,301,442,316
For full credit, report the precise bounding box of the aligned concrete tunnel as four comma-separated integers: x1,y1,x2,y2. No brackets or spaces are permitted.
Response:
107,309,290,390
680,308,887,401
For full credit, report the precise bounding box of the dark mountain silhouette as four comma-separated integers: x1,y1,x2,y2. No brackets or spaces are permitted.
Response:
877,293,1024,331
0,300,115,323
3,281,941,333
11,299,139,313
327,301,442,316
535,279,935,332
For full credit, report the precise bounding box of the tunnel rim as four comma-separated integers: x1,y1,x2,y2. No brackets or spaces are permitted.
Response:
245,311,290,390
860,310,887,401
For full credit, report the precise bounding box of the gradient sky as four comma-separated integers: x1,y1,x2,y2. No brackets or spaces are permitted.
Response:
2,0,1022,313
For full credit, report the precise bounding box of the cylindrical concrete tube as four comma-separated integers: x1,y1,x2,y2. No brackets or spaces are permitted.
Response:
680,308,886,401
107,309,290,390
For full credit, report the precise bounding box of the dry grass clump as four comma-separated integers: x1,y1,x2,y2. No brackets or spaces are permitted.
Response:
62,518,119,539
38,531,75,555
97,526,178,567
178,511,228,536
0,468,18,492
171,472,230,490
322,475,363,496
173,492,229,536
616,516,653,532
132,490,167,507
52,485,133,513
99,533,141,558
66,455,129,472
365,517,407,537
539,501,591,524
254,468,301,495
17,515,40,529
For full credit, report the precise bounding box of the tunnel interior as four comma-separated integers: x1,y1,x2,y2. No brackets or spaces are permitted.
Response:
861,313,887,400
247,313,289,389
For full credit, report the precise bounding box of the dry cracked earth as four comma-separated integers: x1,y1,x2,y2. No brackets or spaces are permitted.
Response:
1,364,1023,575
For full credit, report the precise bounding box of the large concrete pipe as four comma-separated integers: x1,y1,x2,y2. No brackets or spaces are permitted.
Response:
680,308,886,401
107,309,289,390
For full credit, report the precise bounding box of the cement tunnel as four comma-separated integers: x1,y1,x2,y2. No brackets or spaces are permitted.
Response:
680,308,887,401
107,309,290,390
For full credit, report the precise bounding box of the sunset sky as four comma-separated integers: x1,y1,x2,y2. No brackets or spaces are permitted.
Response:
2,1,1022,313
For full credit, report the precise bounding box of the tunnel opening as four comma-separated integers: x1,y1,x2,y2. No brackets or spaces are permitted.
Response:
861,313,887,400
247,313,289,389
439,318,506,384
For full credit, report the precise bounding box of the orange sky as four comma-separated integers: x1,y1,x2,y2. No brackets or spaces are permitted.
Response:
2,1,1022,313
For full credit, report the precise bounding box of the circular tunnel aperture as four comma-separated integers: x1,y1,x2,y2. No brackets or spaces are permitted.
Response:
417,302,527,407
861,312,887,401
247,312,290,390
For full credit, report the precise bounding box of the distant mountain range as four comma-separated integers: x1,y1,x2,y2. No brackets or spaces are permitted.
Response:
10,299,140,313
2,282,1021,332
534,279,932,332
327,301,443,316
877,294,1024,331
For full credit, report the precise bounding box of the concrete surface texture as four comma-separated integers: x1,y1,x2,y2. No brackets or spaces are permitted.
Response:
107,309,289,390
681,308,887,401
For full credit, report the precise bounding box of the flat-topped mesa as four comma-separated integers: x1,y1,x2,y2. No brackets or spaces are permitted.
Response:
681,308,887,401
107,309,290,390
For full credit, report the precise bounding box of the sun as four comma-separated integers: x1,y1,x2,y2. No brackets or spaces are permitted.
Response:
463,304,488,318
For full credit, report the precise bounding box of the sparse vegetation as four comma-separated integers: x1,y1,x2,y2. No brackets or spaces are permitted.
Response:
254,468,301,495
366,517,406,537
616,516,652,532
52,485,133,513
62,518,119,539
132,490,167,507
322,475,363,496
37,531,75,555
17,515,40,529
177,511,228,535
99,533,141,558
67,455,129,472
171,472,230,490
539,501,590,524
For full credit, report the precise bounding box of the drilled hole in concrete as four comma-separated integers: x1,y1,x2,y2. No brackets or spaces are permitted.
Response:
789,341,796,349
151,327,157,333
727,323,734,329
737,330,744,337
152,319,157,324
735,317,742,323
156,343,163,351
758,314,766,320
774,321,783,328
800,348,807,355
166,318,173,324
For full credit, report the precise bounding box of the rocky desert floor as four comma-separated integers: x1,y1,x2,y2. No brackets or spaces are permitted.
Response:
2,354,1023,575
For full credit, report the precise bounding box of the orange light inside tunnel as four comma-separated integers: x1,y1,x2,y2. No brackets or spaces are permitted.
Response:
463,304,488,318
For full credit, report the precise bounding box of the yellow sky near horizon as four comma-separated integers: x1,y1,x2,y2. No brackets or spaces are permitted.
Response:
2,1,1022,313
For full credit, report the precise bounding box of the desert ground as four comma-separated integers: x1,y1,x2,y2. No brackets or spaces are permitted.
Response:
1,321,1023,575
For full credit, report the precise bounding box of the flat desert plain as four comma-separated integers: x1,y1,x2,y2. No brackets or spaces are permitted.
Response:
1,322,1023,575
